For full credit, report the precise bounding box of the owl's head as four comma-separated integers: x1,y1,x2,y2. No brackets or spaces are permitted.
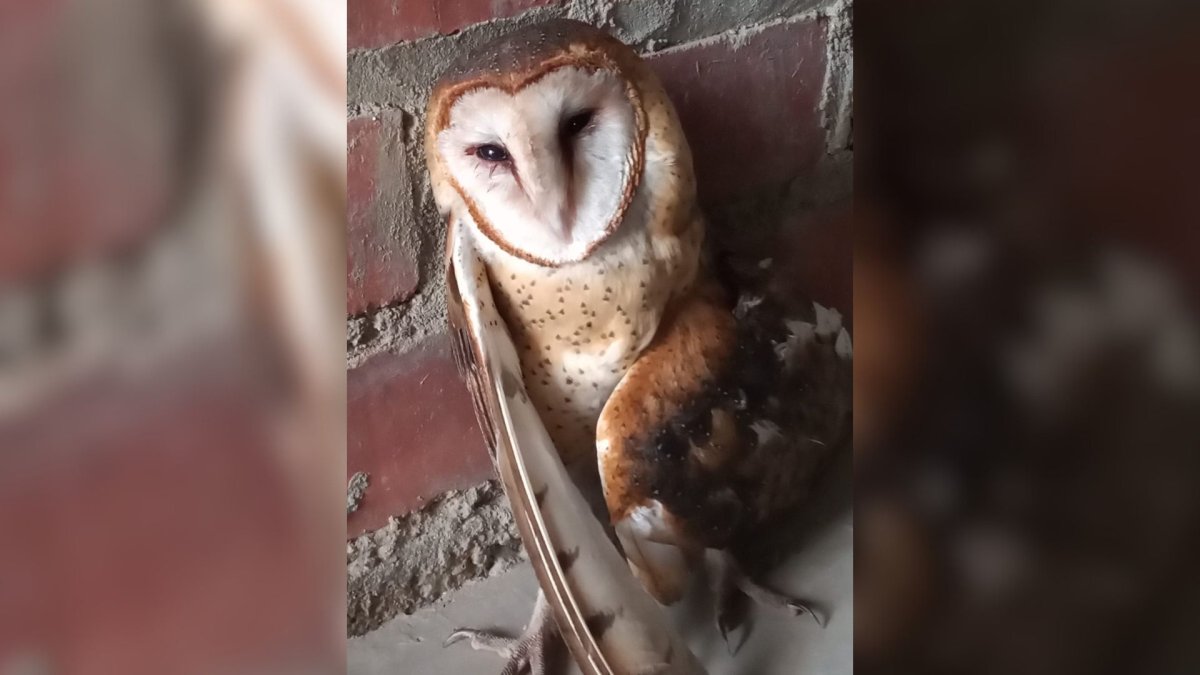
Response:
426,20,687,266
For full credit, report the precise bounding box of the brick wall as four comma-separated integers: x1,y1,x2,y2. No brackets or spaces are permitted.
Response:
346,0,854,535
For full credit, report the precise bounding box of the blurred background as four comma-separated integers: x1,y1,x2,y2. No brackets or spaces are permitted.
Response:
855,1,1200,673
0,0,345,673
6,0,1200,672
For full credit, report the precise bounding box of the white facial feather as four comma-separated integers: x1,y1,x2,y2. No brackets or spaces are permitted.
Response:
438,67,638,264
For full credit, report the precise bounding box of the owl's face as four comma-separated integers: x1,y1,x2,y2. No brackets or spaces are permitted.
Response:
435,66,641,265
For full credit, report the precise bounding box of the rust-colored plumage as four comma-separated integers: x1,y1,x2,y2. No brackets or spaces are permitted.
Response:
600,289,851,605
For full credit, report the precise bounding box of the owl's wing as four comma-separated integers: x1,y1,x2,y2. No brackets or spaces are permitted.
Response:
596,285,738,603
597,284,852,602
445,218,707,675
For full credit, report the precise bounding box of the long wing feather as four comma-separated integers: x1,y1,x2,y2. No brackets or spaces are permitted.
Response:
446,218,706,675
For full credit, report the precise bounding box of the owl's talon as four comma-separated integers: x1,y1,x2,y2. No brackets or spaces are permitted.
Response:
716,615,734,654
717,600,752,655
443,628,516,655
786,599,825,627
713,569,749,654
717,551,827,630
444,593,559,675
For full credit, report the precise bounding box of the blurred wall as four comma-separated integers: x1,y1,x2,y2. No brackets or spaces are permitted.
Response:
0,0,346,673
854,1,1200,673
345,0,854,635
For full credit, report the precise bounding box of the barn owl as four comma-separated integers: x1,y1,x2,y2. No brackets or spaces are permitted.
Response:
426,19,851,675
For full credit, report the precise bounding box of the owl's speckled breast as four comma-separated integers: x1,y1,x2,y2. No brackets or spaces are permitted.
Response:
481,225,685,466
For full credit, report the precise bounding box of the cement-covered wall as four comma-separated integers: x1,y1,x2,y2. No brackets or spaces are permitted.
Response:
346,0,854,634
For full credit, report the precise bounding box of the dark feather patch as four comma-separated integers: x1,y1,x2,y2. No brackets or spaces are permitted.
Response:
619,294,850,549
585,611,616,639
557,547,580,571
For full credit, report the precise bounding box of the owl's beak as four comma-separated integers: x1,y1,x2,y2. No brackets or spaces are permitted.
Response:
556,193,576,241
530,187,573,245
523,147,575,245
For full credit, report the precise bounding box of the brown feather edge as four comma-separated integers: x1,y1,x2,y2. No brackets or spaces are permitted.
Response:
444,220,615,675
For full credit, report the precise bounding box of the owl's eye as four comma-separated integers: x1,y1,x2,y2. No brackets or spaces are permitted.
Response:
475,144,509,162
563,109,595,137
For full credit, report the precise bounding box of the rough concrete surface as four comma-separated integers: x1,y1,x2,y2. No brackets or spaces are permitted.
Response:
819,0,853,153
347,480,524,637
347,472,370,514
347,279,449,368
349,451,853,674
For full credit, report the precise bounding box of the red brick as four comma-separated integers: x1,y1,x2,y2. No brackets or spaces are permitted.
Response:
349,0,561,50
348,333,493,537
0,350,333,674
0,0,171,285
648,19,828,204
347,115,420,316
